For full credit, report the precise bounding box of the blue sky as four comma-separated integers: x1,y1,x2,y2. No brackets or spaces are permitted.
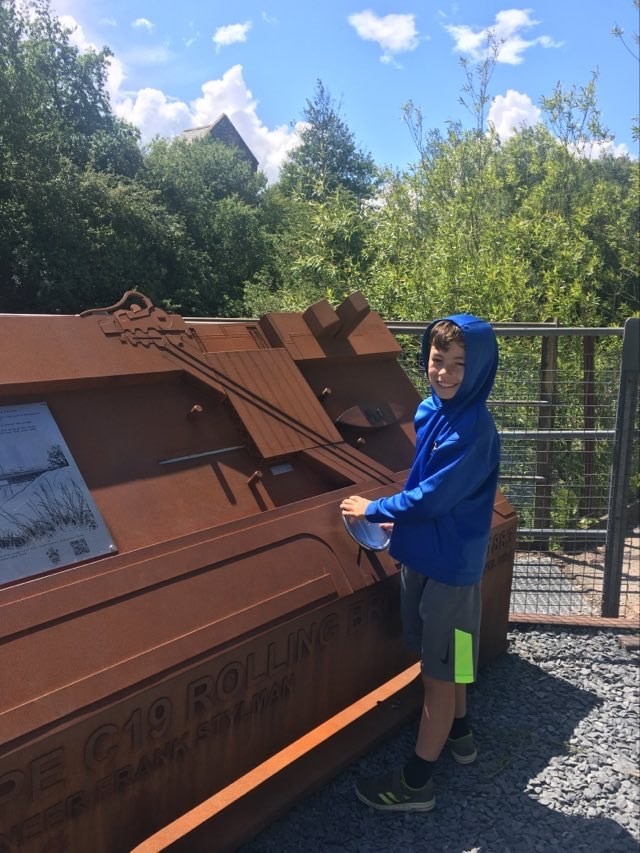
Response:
51,1,639,181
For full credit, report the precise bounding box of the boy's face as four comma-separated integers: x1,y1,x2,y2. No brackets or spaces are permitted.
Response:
428,343,465,400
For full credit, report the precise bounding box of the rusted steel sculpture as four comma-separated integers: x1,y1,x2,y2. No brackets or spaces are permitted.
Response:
0,292,516,852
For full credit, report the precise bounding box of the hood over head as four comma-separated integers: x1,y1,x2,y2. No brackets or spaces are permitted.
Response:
421,313,498,413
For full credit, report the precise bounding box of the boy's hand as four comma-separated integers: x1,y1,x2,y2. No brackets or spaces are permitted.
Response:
340,495,371,518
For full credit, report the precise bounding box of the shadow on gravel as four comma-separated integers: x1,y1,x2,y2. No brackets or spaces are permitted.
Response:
240,646,638,852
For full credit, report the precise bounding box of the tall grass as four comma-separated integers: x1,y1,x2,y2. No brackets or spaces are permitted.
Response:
0,478,97,550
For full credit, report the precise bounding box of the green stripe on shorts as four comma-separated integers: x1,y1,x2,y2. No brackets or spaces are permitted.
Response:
454,628,474,683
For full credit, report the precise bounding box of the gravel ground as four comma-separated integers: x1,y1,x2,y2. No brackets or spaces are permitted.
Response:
239,626,640,853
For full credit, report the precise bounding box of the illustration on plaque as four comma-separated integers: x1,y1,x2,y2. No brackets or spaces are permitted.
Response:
0,402,116,584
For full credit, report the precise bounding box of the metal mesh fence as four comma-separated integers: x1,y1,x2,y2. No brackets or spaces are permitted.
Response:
395,330,639,622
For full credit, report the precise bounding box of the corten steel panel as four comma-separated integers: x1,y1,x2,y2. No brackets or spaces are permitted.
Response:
0,291,516,853
479,491,518,666
187,321,269,354
0,306,186,397
202,349,343,459
259,293,401,363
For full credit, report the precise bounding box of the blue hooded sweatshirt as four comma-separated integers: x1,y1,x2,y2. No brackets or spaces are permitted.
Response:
364,314,500,586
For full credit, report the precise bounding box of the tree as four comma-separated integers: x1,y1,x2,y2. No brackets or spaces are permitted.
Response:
278,80,379,201
458,31,502,137
612,0,640,141
0,0,140,171
0,0,146,313
363,115,638,326
140,136,270,315
244,184,374,315
3,160,205,314
361,48,639,328
247,80,380,314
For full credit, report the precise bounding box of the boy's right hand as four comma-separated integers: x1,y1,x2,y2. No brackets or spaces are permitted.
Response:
340,495,371,518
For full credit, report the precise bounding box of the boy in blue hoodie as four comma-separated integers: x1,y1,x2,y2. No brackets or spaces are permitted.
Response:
340,314,500,812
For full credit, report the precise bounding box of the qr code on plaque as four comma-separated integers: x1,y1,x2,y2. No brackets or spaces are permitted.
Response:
69,538,90,557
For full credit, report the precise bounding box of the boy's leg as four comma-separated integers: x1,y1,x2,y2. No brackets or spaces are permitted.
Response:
447,694,477,762
407,674,471,780
454,682,467,718
414,578,480,768
354,572,479,810
415,673,456,761
447,665,478,764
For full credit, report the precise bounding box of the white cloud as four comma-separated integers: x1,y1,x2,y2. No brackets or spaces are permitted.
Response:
446,8,562,65
105,55,127,102
348,10,420,64
132,18,154,32
488,89,541,139
213,21,252,51
571,139,631,160
57,15,126,100
487,90,631,158
46,9,300,182
58,14,89,48
114,65,300,182
56,13,296,179
189,64,258,128
48,0,84,16
184,25,200,48
189,65,301,180
115,88,192,141
123,44,173,66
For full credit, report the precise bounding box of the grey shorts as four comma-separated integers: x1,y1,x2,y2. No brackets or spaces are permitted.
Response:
401,565,481,683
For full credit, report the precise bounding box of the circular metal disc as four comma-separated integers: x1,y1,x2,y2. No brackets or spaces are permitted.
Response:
342,513,391,551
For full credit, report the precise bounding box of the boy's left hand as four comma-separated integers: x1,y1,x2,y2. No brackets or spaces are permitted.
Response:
340,495,371,518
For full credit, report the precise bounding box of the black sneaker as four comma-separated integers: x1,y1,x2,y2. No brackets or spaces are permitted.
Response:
355,767,436,812
447,732,477,764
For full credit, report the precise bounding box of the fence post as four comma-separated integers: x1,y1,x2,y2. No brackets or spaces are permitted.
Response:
602,317,640,617
580,335,597,518
532,329,558,548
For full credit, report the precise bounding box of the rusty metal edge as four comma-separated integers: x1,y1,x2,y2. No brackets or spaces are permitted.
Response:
131,614,638,852
131,664,423,853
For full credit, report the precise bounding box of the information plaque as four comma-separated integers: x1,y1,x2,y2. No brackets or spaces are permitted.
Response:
0,402,116,584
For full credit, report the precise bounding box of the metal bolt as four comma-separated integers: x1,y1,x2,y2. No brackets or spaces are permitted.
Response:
247,470,263,486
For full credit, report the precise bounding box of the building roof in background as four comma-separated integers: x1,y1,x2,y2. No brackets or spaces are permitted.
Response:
181,114,259,171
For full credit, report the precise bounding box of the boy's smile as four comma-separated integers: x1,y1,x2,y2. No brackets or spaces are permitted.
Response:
428,343,465,400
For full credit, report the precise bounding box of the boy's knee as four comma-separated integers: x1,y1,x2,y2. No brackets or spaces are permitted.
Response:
422,672,455,691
